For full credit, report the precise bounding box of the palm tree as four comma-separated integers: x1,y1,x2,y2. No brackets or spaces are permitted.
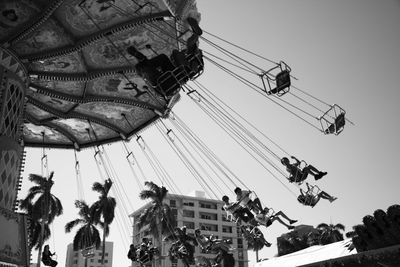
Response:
247,235,266,262
241,226,269,262
363,215,397,247
91,179,116,266
317,223,345,245
19,172,63,267
21,202,51,250
65,200,101,267
138,181,176,266
374,209,400,243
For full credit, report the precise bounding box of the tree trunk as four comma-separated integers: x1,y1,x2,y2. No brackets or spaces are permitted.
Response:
159,221,163,267
37,221,45,267
37,194,49,267
256,249,259,262
84,257,88,267
101,223,107,266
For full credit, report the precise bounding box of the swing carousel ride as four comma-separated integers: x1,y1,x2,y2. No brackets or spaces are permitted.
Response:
0,0,351,266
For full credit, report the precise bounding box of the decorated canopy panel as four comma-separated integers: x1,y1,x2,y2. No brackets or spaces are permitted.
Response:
1,0,201,149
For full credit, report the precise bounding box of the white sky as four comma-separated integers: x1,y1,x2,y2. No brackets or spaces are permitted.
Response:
20,0,400,266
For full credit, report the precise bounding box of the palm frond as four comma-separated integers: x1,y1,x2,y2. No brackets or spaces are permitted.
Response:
317,223,330,229
65,219,85,233
28,174,47,185
27,186,43,195
139,190,157,201
137,208,152,230
334,223,346,231
92,182,105,195
144,181,159,192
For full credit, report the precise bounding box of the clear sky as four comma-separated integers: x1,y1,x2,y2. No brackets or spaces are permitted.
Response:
20,0,400,266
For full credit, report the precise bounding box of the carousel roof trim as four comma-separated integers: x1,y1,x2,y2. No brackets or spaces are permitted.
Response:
24,114,161,150
26,96,127,136
21,10,172,62
29,65,139,81
29,84,163,112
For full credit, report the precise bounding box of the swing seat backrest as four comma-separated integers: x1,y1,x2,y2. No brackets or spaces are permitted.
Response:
156,66,189,97
261,61,291,96
186,49,204,80
320,104,346,135
275,70,291,96
334,113,346,133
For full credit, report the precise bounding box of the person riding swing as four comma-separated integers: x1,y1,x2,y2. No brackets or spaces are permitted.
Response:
234,187,264,214
281,156,327,183
42,245,58,267
297,183,337,207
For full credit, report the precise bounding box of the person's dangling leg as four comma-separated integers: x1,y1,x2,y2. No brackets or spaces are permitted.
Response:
127,46,147,62
274,211,297,225
186,17,203,36
186,33,199,55
271,216,294,230
305,165,327,180
319,191,337,202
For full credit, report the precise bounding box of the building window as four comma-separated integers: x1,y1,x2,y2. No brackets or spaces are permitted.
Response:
222,225,233,233
73,260,77,264
183,209,195,218
183,201,194,207
199,201,217,209
238,251,244,260
200,223,218,232
183,221,195,229
238,238,243,249
105,259,108,263
74,252,78,257
199,212,217,221
170,199,176,207
90,259,94,262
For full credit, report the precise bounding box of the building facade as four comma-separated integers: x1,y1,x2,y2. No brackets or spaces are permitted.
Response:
130,191,249,267
65,242,113,267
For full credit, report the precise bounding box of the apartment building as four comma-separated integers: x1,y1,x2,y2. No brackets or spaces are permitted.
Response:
65,241,113,267
130,191,248,267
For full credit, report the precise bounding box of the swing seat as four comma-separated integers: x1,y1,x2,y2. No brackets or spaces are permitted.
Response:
155,66,189,98
290,161,308,184
186,49,204,80
319,104,346,135
261,61,291,96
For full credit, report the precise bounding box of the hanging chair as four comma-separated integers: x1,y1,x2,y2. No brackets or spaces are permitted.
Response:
155,65,189,98
186,49,204,80
304,184,322,207
319,104,346,135
289,160,308,184
260,61,292,96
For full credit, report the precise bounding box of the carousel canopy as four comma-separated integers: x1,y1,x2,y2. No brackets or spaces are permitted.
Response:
1,0,201,149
